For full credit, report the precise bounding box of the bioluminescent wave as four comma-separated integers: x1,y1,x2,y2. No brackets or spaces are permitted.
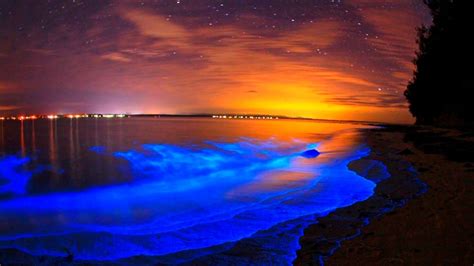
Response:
0,136,377,263
0,156,32,195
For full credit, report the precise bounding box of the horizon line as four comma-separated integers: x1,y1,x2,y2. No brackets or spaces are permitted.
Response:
0,112,409,126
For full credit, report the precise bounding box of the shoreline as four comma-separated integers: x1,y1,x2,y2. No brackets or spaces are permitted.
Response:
295,127,428,265
296,126,473,265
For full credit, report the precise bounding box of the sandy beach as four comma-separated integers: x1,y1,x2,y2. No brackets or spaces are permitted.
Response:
297,126,474,265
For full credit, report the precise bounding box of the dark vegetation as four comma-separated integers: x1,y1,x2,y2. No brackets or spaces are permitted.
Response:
405,0,473,127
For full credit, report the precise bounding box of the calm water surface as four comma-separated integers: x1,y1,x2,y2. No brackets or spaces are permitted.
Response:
0,118,376,264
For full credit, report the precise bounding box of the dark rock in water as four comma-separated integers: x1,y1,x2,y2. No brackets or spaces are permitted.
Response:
398,148,414,155
300,149,320,158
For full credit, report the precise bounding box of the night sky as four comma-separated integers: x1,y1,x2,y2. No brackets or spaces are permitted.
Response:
0,0,429,123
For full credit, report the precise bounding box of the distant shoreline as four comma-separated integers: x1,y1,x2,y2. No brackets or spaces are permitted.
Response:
0,113,403,127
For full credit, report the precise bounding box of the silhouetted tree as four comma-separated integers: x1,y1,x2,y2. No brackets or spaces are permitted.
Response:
405,0,474,127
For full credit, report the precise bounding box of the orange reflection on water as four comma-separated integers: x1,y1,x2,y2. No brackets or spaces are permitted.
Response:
20,120,25,158
0,120,4,153
49,119,59,177
226,124,369,200
31,120,36,154
228,171,317,202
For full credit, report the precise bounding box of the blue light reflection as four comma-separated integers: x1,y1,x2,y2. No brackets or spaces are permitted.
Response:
0,156,31,195
0,137,377,263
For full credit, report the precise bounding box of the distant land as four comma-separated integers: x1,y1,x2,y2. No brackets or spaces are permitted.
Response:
0,113,396,127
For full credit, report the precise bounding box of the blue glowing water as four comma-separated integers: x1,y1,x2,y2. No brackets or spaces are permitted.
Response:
0,156,31,195
0,118,377,264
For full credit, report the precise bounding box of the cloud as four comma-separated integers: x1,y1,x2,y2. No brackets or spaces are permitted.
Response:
121,8,190,50
347,0,430,87
0,81,19,93
0,1,428,123
101,52,131,62
0,105,20,111
278,20,345,52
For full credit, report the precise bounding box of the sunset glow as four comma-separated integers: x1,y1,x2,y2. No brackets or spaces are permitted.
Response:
0,0,429,123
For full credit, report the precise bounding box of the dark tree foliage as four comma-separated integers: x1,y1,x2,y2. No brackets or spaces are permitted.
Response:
405,0,474,126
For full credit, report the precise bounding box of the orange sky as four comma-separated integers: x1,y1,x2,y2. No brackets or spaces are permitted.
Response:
0,0,430,123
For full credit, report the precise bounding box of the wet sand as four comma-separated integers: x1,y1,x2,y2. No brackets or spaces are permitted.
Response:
296,126,474,265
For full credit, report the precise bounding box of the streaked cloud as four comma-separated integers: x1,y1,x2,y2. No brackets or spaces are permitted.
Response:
0,0,429,123
101,52,131,62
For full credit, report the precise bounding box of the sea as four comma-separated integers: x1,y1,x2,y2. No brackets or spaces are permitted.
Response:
0,117,377,264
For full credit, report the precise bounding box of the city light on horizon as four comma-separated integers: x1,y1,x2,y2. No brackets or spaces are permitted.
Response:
1,113,281,121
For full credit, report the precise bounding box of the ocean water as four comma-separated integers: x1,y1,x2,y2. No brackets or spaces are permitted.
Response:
0,118,377,264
